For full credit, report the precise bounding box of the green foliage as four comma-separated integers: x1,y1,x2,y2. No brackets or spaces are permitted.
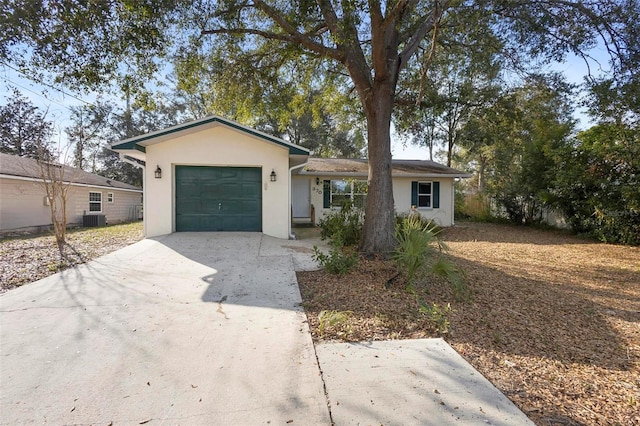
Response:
553,124,640,245
393,214,470,301
454,188,470,220
314,201,363,274
66,102,113,171
95,97,185,187
459,74,575,225
393,215,444,284
395,8,504,166
317,310,353,338
318,201,364,247
419,302,452,334
432,258,470,302
0,88,53,159
312,245,359,275
1,1,181,90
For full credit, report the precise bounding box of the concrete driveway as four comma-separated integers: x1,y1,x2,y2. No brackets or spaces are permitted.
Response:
0,233,330,425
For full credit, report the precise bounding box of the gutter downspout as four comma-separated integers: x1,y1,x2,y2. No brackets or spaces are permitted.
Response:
119,153,147,236
452,178,458,226
288,160,309,239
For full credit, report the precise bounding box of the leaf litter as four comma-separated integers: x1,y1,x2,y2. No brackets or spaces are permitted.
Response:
1,222,143,292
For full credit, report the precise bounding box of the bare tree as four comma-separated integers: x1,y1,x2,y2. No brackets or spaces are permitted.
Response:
4,91,79,260
36,153,74,258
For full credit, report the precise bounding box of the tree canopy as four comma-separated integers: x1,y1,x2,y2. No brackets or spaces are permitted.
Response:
0,88,53,159
1,0,638,252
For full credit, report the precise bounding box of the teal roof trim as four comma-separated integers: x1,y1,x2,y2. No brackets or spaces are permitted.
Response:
111,116,308,156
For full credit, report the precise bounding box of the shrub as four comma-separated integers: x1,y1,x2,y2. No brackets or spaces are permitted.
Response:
393,214,470,301
312,244,359,275
318,201,364,247
395,212,443,235
393,214,446,284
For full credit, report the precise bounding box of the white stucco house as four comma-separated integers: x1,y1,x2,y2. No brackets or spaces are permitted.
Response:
295,158,471,228
110,115,470,239
0,153,142,234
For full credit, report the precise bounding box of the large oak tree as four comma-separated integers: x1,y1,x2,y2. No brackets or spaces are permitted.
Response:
1,0,636,254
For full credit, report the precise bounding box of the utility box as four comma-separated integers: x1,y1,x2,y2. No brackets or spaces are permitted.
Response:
83,214,106,227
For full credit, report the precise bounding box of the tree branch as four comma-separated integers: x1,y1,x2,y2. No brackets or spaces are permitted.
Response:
201,27,293,43
202,2,344,62
252,0,345,61
316,0,373,94
399,0,450,68
382,0,414,29
316,0,343,35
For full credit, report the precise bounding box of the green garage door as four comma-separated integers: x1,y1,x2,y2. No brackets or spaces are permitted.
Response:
175,166,262,232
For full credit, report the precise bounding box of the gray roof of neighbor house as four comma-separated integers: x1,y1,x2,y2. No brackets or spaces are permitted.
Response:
0,153,142,191
298,158,471,178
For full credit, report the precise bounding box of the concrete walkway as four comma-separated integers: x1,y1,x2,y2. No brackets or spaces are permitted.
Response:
1,233,533,425
316,339,534,425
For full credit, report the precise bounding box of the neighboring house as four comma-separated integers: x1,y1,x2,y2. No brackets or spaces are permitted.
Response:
0,153,142,233
110,115,470,240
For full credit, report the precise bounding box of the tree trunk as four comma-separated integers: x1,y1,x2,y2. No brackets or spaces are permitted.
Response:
360,82,396,256
478,155,486,192
447,131,454,167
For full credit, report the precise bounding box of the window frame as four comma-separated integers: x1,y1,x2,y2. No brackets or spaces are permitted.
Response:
107,192,114,204
329,179,368,208
89,191,102,213
417,181,432,209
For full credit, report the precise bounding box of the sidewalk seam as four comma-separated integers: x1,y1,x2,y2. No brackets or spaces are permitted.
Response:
310,337,335,426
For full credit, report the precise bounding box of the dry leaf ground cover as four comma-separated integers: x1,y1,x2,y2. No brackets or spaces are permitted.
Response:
297,222,640,425
1,221,143,292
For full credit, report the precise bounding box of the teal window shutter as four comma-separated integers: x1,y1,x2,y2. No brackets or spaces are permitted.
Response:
411,181,418,206
323,180,331,208
433,181,440,208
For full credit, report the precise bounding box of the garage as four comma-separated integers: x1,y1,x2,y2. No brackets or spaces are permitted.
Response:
111,115,309,239
175,166,262,232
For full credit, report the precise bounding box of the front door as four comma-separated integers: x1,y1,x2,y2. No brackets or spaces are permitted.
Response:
292,178,311,218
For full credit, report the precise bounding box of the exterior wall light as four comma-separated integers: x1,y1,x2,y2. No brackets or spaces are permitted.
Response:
155,165,162,179
316,177,320,185
270,169,277,182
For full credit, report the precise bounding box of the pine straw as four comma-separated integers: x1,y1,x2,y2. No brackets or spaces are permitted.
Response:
297,222,640,426
0,221,144,292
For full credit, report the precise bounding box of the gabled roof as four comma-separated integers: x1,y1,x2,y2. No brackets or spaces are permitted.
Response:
110,115,310,156
0,153,142,191
299,158,471,178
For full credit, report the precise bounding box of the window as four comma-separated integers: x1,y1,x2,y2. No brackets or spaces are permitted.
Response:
89,192,102,212
325,179,368,208
411,181,440,209
107,192,114,204
418,181,432,208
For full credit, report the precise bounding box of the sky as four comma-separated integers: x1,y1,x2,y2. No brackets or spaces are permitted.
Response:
2,47,609,162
